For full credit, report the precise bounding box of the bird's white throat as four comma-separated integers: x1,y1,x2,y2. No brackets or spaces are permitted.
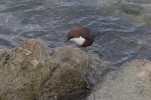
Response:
70,36,85,46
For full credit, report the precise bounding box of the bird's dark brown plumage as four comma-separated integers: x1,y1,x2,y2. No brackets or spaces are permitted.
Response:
65,27,99,47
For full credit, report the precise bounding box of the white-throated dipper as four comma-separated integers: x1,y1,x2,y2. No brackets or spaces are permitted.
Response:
64,27,99,47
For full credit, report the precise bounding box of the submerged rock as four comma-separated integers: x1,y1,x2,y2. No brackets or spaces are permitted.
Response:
95,1,150,22
86,59,151,100
121,4,143,15
0,39,104,100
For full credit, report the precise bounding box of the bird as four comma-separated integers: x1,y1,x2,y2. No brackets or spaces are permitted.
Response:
64,27,100,47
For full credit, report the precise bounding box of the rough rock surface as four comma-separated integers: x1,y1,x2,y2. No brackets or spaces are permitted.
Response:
0,47,9,67
0,39,93,100
86,59,151,100
36,45,90,100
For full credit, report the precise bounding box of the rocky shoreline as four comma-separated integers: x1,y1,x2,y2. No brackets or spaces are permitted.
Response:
0,39,151,100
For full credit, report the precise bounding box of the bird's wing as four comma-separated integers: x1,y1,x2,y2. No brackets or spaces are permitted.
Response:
81,30,96,41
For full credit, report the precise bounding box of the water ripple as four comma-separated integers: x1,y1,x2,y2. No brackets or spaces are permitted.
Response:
0,0,151,67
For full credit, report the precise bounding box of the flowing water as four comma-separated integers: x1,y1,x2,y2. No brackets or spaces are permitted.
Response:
1,0,151,99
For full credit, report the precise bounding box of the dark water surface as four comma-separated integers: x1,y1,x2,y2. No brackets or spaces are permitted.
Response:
1,0,151,67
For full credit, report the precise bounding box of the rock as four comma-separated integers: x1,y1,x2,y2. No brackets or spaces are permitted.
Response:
86,59,151,100
36,46,90,100
0,47,9,67
126,0,151,3
0,39,52,100
0,39,92,100
84,54,110,86
95,1,149,22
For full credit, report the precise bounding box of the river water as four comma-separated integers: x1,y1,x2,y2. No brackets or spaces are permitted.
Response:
1,0,151,99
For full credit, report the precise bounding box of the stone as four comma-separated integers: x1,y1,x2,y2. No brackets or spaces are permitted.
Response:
0,39,52,100
36,46,90,100
0,47,9,67
86,59,151,100
0,39,96,100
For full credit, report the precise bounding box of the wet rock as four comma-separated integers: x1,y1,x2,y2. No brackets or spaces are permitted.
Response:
86,59,151,100
126,0,151,3
0,47,9,67
84,54,110,86
96,1,149,22
0,39,103,100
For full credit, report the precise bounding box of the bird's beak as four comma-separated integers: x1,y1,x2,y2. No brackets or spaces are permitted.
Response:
64,40,68,44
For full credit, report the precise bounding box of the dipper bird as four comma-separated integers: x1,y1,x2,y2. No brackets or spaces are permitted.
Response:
64,27,99,47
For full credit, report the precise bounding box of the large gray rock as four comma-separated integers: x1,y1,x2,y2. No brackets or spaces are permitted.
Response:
0,39,93,100
86,59,151,100
36,45,90,100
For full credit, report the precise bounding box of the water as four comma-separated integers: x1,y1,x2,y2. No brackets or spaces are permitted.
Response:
1,0,151,65
1,0,151,98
